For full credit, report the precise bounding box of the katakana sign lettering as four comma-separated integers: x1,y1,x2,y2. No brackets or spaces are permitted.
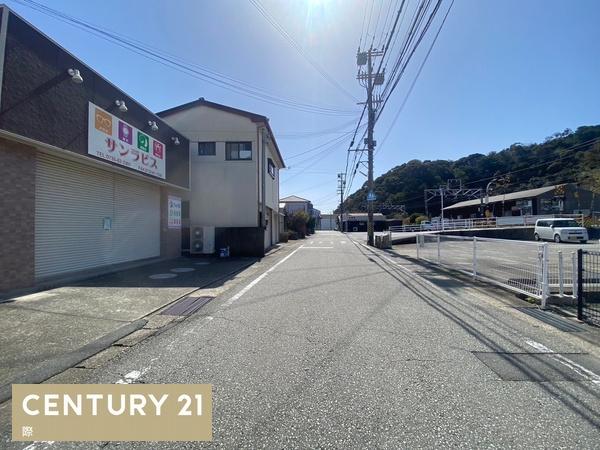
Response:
88,102,166,179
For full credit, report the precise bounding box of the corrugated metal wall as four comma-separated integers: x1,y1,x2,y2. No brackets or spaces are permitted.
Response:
35,153,160,279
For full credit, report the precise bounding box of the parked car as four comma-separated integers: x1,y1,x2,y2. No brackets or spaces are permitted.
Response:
534,218,588,243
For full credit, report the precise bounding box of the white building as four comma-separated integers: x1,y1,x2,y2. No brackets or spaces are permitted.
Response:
318,214,337,230
158,98,285,256
280,195,313,215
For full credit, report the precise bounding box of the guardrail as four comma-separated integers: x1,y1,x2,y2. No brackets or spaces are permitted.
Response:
416,234,577,307
390,214,584,234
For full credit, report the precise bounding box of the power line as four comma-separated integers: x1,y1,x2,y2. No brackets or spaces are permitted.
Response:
248,0,359,103
277,118,360,138
376,0,454,155
14,0,357,116
284,129,357,161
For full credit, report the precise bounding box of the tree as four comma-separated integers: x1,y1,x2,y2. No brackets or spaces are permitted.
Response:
287,211,310,237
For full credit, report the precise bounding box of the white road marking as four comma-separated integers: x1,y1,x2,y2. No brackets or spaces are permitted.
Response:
300,247,333,249
357,239,600,386
340,241,347,244
222,245,303,307
525,339,600,384
116,369,143,384
23,442,54,450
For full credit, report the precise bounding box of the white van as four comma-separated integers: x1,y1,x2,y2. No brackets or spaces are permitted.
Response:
534,218,588,243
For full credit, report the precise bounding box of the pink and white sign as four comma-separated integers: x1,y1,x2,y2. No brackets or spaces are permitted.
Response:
88,102,166,179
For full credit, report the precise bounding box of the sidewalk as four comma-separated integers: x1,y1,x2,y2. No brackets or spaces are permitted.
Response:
0,255,257,401
385,242,600,347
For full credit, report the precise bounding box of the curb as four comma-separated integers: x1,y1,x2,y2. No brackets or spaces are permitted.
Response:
139,258,259,320
0,319,147,403
0,257,263,404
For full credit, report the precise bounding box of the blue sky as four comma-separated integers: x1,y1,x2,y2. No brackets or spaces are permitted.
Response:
7,0,600,213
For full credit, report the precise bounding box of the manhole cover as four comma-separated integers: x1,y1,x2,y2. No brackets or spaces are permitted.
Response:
160,296,214,316
149,273,177,279
171,267,195,273
473,351,596,382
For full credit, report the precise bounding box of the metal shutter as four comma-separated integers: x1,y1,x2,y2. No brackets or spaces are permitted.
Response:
111,174,160,263
35,153,160,279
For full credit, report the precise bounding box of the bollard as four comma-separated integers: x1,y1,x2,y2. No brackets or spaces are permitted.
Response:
416,235,420,259
437,235,441,264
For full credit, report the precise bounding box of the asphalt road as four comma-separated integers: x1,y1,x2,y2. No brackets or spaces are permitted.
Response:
3,231,600,448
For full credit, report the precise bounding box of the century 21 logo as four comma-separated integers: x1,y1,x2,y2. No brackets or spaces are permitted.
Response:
94,109,112,135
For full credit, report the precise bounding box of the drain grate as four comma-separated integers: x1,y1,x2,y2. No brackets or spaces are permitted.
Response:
160,296,214,316
515,307,584,332
473,351,594,382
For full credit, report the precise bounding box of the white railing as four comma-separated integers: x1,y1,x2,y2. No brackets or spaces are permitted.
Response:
391,213,584,234
416,234,577,307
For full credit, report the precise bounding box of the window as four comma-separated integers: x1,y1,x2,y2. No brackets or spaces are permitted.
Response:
226,142,252,160
198,142,216,156
268,158,276,178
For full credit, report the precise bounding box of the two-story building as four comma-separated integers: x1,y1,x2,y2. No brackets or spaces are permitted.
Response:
280,195,314,215
158,98,285,256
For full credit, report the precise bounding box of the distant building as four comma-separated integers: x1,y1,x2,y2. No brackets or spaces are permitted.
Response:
444,183,599,218
318,214,337,230
280,195,313,215
342,213,387,232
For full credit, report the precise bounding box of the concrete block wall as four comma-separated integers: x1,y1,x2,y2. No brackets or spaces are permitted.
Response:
0,138,35,292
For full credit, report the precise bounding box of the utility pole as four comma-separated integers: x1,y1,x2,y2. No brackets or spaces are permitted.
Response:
337,173,346,232
357,47,384,246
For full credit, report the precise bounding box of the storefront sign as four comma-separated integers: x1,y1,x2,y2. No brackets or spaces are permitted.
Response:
168,196,182,229
88,102,166,179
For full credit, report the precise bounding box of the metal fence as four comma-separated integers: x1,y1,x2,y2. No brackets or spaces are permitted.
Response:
577,249,600,327
416,234,578,307
391,213,584,234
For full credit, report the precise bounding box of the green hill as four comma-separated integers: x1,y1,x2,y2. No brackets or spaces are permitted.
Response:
341,125,600,217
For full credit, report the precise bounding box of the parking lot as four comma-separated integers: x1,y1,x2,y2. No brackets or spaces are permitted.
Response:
343,230,600,298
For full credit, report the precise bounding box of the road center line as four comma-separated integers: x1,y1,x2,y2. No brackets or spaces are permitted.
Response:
222,245,303,306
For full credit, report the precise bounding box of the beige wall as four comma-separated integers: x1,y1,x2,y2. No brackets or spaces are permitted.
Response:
160,187,185,259
162,107,259,228
162,105,284,251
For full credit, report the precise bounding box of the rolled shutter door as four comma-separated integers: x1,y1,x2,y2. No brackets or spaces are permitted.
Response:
35,153,115,278
35,153,160,279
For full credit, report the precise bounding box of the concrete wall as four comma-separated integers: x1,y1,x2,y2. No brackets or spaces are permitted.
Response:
440,227,536,241
215,227,264,257
0,138,35,292
264,140,279,211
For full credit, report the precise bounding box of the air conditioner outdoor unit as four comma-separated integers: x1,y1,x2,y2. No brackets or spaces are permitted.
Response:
190,226,215,255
